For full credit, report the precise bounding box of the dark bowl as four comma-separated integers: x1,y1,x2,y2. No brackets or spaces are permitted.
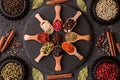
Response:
90,0,120,25
0,0,29,20
0,56,29,80
91,56,120,80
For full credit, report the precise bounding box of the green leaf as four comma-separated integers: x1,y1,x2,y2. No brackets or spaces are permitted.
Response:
32,0,44,9
78,66,88,80
77,0,87,12
32,68,44,80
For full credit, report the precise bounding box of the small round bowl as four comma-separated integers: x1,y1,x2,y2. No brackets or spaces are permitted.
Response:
91,56,120,80
0,56,29,80
90,0,120,25
0,0,29,20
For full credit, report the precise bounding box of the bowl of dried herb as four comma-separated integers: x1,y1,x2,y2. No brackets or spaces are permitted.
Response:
0,56,29,80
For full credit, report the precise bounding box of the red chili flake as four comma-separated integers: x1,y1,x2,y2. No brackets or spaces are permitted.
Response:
96,62,119,80
37,32,49,43
53,20,63,31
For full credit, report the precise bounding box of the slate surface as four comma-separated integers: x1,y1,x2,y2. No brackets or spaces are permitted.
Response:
0,0,120,80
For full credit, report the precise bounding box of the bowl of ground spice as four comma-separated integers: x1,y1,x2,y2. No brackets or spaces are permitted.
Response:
91,56,120,80
90,0,120,25
0,0,29,20
0,56,29,80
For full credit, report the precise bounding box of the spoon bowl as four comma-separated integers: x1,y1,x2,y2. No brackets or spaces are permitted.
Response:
35,42,54,62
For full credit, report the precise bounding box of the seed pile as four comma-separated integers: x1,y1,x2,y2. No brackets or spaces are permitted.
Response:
0,62,23,80
96,0,118,21
2,0,24,16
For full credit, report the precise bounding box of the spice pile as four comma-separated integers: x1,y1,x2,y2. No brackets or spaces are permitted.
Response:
63,19,76,32
2,0,24,16
53,20,63,31
52,45,62,57
96,62,119,80
96,0,119,21
37,32,49,43
0,62,23,80
96,33,110,55
62,42,74,53
65,32,77,42
52,33,62,45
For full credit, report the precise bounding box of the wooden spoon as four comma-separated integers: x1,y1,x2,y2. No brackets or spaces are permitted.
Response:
35,14,54,34
62,42,83,60
53,5,63,31
67,46,83,60
54,5,62,22
24,32,49,43
52,45,63,71
65,32,90,43
35,42,54,62
53,55,63,71
64,11,82,32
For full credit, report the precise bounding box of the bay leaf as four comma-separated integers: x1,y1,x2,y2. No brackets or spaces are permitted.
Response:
32,68,44,80
32,0,44,9
78,66,88,80
77,0,87,12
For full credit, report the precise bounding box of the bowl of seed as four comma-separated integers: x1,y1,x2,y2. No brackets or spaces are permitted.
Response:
0,0,29,20
90,0,120,25
0,56,29,80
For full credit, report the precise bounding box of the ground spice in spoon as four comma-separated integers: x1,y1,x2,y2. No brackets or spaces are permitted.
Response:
65,32,77,42
62,42,74,53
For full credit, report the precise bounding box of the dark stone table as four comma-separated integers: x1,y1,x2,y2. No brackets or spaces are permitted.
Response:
0,0,120,80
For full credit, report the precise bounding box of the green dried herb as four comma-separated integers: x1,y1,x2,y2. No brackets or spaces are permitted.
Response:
78,66,88,80
32,68,44,80
0,62,23,80
32,0,44,9
77,0,87,12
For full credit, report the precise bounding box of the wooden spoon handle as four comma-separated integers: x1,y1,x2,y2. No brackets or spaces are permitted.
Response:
78,35,90,41
35,54,43,62
72,11,82,21
74,52,83,60
24,35,37,41
35,14,44,23
55,5,61,20
54,55,63,71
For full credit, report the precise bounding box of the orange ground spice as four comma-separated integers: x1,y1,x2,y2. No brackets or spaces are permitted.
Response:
62,42,74,53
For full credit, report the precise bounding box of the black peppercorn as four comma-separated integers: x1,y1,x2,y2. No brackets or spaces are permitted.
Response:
63,19,76,31
2,0,24,16
52,45,62,57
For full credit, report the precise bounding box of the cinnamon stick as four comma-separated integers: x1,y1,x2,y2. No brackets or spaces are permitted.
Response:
116,42,120,53
0,36,6,50
46,0,69,5
47,73,72,80
106,31,116,57
1,30,15,52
